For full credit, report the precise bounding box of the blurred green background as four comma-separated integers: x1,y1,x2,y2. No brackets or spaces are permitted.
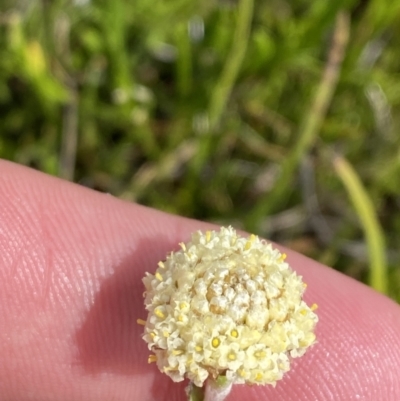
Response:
1,0,399,301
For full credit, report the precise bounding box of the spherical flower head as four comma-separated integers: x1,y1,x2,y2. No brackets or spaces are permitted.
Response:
140,227,318,388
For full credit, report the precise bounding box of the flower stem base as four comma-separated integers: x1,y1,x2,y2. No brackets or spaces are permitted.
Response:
187,377,232,401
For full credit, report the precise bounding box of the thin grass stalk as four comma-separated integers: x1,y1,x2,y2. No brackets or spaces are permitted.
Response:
246,11,350,232
59,85,78,181
207,0,254,129
333,154,388,294
176,22,193,98
188,0,254,182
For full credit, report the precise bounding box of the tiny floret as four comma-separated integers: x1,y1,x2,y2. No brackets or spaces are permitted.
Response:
141,227,318,387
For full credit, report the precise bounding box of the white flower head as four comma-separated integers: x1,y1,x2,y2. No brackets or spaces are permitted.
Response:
140,227,318,387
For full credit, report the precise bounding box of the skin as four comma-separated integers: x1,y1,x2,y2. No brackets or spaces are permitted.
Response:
0,159,399,401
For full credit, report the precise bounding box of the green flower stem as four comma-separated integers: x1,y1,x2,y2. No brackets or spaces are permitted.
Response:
204,377,232,401
187,377,232,401
187,382,205,401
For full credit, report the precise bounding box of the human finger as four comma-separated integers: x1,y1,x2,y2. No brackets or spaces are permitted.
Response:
0,160,399,401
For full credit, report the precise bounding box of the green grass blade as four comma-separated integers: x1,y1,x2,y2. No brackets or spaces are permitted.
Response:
333,154,388,294
246,11,350,232
208,0,254,129
188,0,254,182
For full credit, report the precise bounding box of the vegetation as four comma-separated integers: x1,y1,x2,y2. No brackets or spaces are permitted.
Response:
1,0,400,301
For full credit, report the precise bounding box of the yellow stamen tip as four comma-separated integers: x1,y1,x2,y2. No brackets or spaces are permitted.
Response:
148,355,157,363
311,303,318,311
211,337,220,348
206,231,211,242
231,329,239,338
155,309,165,318
136,318,146,326
155,272,163,281
278,253,287,262
254,350,266,359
